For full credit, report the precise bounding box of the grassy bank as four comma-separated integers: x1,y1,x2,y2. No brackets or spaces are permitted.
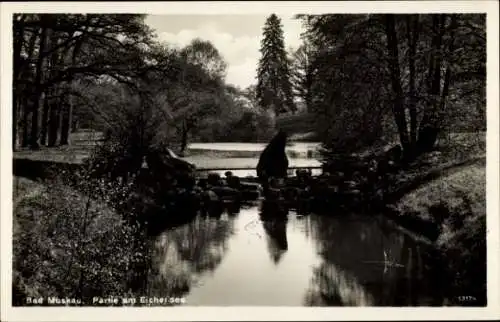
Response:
387,162,486,305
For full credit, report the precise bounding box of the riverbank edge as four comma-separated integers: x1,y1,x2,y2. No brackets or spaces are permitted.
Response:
381,156,486,243
378,158,487,305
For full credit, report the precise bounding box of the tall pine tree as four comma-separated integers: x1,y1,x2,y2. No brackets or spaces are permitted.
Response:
256,14,296,115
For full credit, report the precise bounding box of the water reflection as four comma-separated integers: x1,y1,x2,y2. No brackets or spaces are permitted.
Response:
304,263,375,306
261,219,289,264
141,204,451,306
303,214,444,306
143,213,236,301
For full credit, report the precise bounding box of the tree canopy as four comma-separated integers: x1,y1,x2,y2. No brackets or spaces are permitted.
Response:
293,14,485,158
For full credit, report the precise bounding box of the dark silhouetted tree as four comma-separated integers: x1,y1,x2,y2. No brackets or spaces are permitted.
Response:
256,14,296,115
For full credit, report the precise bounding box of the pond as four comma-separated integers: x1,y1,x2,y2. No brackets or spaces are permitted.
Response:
141,205,447,307
185,142,323,177
188,142,321,152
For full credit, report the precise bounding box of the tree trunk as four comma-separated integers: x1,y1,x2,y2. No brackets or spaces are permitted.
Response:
21,96,30,148
417,14,446,153
42,30,64,146
40,94,50,146
180,120,189,155
384,14,411,156
48,91,62,147
435,15,456,134
30,24,50,149
59,99,71,145
13,16,25,150
15,16,38,150
72,119,79,133
406,15,419,158
13,93,19,151
60,93,73,145
47,85,64,147
59,35,84,145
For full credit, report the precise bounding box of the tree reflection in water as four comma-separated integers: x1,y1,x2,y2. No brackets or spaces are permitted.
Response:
144,213,237,301
303,214,443,306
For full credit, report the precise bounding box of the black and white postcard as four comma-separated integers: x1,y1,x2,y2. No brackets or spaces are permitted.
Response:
1,1,499,321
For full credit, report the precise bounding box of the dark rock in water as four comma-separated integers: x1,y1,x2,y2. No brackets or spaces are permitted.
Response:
226,201,241,215
145,146,196,190
256,130,289,183
269,177,286,189
242,176,260,183
211,186,241,201
239,181,262,201
287,173,311,190
203,190,219,203
197,178,208,189
296,168,312,179
241,190,260,202
309,182,341,213
201,190,224,217
206,203,225,218
350,189,361,195
283,186,301,203
240,181,261,191
345,180,358,190
286,176,300,188
207,172,223,187
295,197,312,216
265,187,283,201
282,186,312,213
226,174,241,189
322,154,366,178
176,189,201,208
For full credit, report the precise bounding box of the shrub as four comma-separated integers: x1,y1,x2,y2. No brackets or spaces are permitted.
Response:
13,177,148,305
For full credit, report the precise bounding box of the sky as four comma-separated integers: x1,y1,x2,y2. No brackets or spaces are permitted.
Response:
145,15,304,90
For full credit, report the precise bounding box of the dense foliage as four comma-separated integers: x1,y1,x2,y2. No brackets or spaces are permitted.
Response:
291,14,485,157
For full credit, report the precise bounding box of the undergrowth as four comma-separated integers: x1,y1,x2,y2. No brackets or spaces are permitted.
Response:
12,175,150,305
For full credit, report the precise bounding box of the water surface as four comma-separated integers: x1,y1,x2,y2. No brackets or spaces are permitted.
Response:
144,206,445,306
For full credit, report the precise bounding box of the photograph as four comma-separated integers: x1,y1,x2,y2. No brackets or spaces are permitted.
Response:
1,1,499,321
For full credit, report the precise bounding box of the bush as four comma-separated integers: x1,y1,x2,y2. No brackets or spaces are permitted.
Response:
13,177,148,305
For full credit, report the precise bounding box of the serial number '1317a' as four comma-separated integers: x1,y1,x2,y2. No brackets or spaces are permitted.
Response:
457,296,477,302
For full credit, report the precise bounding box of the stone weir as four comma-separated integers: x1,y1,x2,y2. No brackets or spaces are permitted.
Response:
147,168,375,225
12,156,383,235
